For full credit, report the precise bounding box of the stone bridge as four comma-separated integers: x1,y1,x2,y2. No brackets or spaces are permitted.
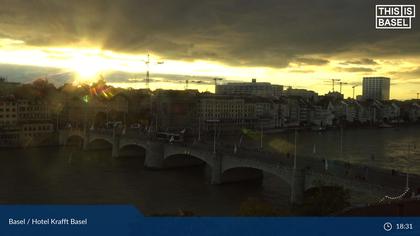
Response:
59,129,406,204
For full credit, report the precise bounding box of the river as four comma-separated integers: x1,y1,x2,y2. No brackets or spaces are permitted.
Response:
264,125,420,174
0,125,419,215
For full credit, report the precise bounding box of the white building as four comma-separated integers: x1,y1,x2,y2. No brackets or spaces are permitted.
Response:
362,77,390,101
198,95,279,132
216,79,283,98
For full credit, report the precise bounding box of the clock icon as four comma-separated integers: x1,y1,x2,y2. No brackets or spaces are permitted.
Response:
384,222,393,232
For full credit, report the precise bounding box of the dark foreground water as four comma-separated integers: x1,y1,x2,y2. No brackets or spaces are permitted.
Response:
0,125,419,216
0,147,290,216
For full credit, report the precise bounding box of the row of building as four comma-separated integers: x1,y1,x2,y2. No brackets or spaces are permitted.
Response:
154,90,420,135
154,77,397,134
216,77,392,101
0,98,54,147
0,76,416,146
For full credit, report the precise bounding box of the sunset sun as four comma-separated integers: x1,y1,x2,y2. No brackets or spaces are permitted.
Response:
69,49,105,83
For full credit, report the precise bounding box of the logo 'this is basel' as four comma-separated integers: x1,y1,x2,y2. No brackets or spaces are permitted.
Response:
376,5,416,29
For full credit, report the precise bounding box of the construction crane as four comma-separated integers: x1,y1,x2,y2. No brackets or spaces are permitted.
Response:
352,85,359,99
213,78,223,93
142,53,164,89
324,79,341,92
338,81,348,94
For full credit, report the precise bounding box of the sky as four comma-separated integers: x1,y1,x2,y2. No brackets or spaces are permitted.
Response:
0,0,419,99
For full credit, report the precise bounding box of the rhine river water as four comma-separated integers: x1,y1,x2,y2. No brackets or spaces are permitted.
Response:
0,125,419,215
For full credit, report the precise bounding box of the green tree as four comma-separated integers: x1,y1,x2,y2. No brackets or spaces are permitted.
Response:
297,186,351,216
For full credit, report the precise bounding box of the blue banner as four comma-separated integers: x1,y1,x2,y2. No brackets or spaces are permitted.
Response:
0,205,419,236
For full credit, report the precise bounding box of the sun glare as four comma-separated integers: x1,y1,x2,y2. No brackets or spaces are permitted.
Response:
68,49,105,83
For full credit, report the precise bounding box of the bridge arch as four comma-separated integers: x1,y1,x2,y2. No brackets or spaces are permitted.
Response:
220,162,300,202
221,167,264,184
163,153,211,169
119,142,147,151
221,160,294,187
118,143,147,158
88,137,113,149
163,145,215,168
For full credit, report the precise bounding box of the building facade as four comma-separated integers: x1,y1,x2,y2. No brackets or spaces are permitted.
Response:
362,77,390,101
0,98,54,147
216,79,283,98
284,88,319,102
0,99,18,126
198,95,279,133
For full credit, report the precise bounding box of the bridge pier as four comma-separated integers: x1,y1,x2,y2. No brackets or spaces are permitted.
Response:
82,132,89,150
58,131,68,146
112,133,120,158
144,142,165,169
210,153,222,184
290,169,305,204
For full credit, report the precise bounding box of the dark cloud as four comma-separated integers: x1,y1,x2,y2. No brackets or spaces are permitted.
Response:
292,57,329,66
340,58,378,65
0,64,70,85
336,67,375,72
389,67,420,79
0,0,419,68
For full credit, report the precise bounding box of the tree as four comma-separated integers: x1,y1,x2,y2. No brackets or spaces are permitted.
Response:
297,186,351,216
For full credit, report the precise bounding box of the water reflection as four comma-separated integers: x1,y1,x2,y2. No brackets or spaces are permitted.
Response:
266,126,420,174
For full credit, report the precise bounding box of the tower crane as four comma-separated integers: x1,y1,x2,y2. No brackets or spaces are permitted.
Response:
324,79,341,92
338,81,348,94
352,85,359,99
142,53,164,89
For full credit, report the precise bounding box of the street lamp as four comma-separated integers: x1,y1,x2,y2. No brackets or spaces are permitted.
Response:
206,119,220,154
293,128,297,169
260,123,263,150
290,128,298,203
259,118,271,150
405,143,416,190
340,124,344,158
198,116,201,142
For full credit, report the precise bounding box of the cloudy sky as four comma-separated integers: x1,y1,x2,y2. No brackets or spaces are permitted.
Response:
0,0,419,99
